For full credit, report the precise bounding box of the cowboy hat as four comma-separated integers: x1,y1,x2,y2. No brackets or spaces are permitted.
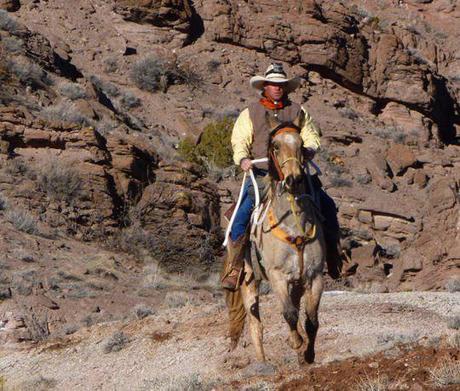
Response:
249,63,301,94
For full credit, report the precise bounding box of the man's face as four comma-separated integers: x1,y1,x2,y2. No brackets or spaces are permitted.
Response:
264,82,286,101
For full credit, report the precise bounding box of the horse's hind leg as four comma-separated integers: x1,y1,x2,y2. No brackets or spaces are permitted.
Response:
241,279,265,362
303,274,323,364
270,273,304,350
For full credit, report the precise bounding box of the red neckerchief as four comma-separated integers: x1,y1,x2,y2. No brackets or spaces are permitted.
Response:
259,93,288,110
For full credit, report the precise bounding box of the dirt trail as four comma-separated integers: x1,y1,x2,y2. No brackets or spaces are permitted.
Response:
0,291,458,390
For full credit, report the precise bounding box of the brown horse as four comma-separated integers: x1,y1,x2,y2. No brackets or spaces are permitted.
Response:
226,123,326,364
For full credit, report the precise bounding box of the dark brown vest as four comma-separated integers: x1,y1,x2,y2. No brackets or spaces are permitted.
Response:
248,100,304,170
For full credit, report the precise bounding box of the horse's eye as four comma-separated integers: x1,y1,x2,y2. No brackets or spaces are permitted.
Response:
273,144,280,152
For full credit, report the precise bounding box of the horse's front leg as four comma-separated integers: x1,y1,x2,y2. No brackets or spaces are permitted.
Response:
302,273,323,364
270,272,304,350
241,279,265,362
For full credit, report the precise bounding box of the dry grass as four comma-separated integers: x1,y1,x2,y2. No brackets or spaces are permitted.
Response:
18,376,57,391
0,10,20,33
353,373,406,391
5,208,39,234
447,333,460,350
41,101,91,126
143,373,217,391
59,82,87,100
7,57,52,88
447,315,460,330
445,277,460,293
0,192,7,210
37,158,82,203
428,358,460,388
163,291,190,308
134,304,154,320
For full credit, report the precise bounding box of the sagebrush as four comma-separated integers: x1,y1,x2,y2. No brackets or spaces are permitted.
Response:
37,158,82,203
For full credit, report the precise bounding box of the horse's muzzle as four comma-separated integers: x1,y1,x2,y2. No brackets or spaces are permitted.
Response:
285,174,303,193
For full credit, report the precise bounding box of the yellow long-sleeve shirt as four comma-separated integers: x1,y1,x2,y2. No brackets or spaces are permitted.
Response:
231,107,321,165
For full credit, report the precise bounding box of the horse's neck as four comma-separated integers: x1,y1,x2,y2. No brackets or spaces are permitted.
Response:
269,184,313,229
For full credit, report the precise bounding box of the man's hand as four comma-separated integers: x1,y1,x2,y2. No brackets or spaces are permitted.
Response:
303,147,316,161
240,158,253,172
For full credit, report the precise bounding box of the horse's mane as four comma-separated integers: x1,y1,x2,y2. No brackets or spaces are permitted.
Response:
267,121,301,182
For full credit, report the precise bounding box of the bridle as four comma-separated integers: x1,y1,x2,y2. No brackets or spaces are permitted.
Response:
269,126,303,182
266,126,318,276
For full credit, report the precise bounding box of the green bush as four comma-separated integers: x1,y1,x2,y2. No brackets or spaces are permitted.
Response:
178,117,233,169
177,137,198,164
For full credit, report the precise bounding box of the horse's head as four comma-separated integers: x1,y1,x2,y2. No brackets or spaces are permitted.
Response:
268,122,304,194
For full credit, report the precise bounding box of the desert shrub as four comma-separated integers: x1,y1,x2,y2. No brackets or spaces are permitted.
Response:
177,137,197,163
339,107,359,120
104,57,118,73
447,315,460,330
59,82,87,100
7,58,51,87
429,358,460,387
373,126,406,144
116,225,156,258
96,120,118,136
64,324,78,335
19,376,57,391
207,59,221,71
173,63,202,90
103,331,130,353
356,173,371,185
164,291,189,308
448,333,460,350
5,208,39,234
329,176,352,188
145,373,217,391
201,158,236,182
3,158,31,177
131,56,169,92
37,159,82,202
0,192,7,210
3,36,23,53
0,10,19,33
41,101,91,126
134,304,154,320
445,277,460,293
120,90,141,109
90,75,120,97
354,374,393,391
178,117,233,170
131,55,202,92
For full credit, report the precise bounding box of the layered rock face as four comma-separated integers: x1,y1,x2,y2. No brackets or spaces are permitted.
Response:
0,0,458,305
200,0,459,143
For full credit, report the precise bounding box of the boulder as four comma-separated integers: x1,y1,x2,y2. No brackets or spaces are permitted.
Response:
386,144,417,176
351,243,376,269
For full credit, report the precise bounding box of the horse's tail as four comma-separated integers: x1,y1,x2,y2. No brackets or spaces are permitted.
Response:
225,287,246,349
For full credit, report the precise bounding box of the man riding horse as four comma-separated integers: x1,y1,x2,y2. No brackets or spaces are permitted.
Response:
221,63,343,291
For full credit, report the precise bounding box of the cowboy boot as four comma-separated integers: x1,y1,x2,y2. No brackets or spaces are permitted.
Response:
221,236,247,291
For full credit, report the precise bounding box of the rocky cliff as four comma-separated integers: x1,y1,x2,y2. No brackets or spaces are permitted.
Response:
0,0,459,342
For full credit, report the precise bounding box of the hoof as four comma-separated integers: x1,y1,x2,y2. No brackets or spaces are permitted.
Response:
304,347,315,364
287,334,303,350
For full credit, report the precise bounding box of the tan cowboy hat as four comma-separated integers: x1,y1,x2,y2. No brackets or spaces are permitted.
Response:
250,63,301,94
